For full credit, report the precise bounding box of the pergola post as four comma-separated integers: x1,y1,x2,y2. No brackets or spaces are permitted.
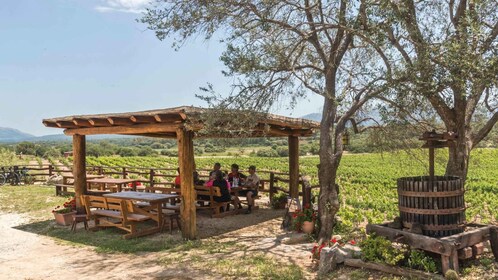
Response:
176,128,197,239
288,135,299,199
72,134,86,208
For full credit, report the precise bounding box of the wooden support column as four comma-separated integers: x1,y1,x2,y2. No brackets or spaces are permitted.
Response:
177,128,196,240
288,136,299,199
72,134,86,208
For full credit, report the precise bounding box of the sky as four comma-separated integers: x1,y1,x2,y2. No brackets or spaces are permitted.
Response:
0,0,323,136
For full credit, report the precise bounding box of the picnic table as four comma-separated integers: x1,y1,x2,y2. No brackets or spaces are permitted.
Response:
87,178,139,192
62,174,105,185
103,191,180,237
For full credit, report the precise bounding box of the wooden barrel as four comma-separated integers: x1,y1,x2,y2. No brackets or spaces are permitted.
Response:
397,176,466,237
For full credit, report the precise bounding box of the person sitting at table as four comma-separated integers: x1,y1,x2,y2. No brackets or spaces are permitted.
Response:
203,171,241,210
209,162,223,177
175,165,205,187
227,164,247,187
240,165,260,214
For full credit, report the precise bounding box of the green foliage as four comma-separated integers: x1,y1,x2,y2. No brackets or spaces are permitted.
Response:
256,148,278,157
407,250,438,273
360,234,407,266
270,191,288,209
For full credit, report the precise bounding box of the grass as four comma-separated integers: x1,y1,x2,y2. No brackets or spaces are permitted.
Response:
158,239,304,279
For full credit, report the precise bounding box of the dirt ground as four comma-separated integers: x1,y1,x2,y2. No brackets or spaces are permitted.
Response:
0,201,317,280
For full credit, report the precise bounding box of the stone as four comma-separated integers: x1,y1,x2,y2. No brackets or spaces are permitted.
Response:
318,247,338,276
280,233,309,245
335,244,362,263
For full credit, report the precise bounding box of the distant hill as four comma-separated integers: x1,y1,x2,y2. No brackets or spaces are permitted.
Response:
301,113,321,122
0,127,35,142
0,127,135,143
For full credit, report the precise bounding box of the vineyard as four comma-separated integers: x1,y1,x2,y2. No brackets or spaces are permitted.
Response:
85,148,498,230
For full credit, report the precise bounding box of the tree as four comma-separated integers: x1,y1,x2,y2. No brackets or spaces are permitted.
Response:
142,0,395,240
371,0,498,179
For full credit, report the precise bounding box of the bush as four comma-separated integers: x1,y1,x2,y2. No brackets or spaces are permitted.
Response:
137,147,158,157
256,149,278,157
276,146,289,157
360,234,407,266
407,250,438,273
161,150,178,157
117,147,138,157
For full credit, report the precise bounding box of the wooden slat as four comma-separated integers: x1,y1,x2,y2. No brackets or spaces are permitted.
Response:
56,121,79,129
108,117,134,126
72,118,93,127
130,115,157,123
88,118,112,127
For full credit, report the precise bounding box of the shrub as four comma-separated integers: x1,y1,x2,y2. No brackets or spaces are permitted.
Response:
256,149,278,157
407,250,438,273
359,234,407,266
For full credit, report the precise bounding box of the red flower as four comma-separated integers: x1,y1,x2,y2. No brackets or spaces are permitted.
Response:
350,240,356,245
330,238,337,244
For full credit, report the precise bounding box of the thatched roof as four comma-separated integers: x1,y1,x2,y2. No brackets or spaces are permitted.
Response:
42,106,320,138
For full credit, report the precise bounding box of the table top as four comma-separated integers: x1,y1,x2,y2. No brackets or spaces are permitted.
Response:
103,191,179,202
87,178,139,184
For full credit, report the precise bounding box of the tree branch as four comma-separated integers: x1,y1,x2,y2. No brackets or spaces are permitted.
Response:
471,112,498,148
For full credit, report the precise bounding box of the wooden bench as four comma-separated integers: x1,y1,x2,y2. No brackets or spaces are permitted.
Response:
54,184,75,196
83,195,151,239
196,186,237,218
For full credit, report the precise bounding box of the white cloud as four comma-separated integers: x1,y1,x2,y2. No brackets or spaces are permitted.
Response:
95,0,150,14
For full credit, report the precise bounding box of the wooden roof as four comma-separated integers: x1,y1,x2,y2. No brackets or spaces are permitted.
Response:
42,106,320,138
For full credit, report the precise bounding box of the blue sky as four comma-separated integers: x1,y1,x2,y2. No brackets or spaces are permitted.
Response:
0,0,323,136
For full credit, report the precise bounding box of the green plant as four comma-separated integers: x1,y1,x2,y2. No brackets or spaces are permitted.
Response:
407,250,438,273
360,234,407,266
270,192,288,209
52,197,76,214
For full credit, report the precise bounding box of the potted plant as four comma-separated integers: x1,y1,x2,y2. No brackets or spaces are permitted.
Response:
271,192,288,209
52,197,77,226
292,203,316,233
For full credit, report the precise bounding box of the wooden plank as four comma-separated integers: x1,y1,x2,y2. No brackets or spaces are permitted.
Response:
366,224,454,256
72,118,93,127
177,128,197,240
64,122,179,136
108,117,134,126
57,121,79,129
288,136,299,199
88,118,112,127
440,226,491,249
73,135,86,208
130,115,157,123
344,259,443,280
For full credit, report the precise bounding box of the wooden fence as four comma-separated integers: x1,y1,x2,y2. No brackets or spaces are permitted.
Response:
1,164,318,206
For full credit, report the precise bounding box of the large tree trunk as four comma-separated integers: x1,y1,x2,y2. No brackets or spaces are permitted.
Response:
317,96,343,242
445,124,472,180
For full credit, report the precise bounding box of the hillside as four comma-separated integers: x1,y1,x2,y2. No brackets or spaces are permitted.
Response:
0,127,35,142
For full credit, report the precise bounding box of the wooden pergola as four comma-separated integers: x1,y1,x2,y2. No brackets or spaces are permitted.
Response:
43,106,320,239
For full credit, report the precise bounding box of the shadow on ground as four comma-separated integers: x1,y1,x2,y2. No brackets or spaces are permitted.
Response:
13,205,286,254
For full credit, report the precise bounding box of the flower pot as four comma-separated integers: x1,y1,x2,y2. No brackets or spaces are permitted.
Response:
302,221,315,234
53,211,76,226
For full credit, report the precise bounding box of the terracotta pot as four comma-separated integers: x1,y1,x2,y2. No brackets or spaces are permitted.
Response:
53,211,76,226
302,221,315,234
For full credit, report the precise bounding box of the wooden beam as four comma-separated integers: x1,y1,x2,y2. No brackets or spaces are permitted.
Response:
64,123,180,136
72,134,86,208
130,115,157,123
56,121,79,129
288,136,299,199
42,121,59,128
108,117,134,126
177,128,197,240
88,118,112,127
440,226,492,249
72,118,93,127
366,224,455,256
154,114,183,123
